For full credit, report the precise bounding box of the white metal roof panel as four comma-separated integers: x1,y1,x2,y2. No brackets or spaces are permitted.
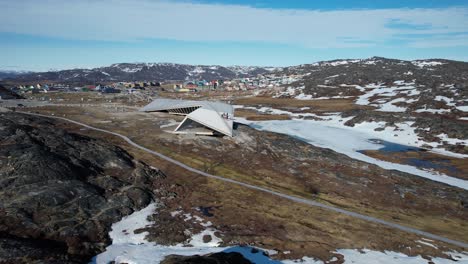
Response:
140,98,234,137
140,98,233,114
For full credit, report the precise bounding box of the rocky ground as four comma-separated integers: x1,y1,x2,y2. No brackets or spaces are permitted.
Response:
0,85,467,263
1,58,467,263
267,57,468,155
12,101,467,262
0,113,168,263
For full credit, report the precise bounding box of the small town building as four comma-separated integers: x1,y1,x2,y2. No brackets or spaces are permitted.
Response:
140,99,234,137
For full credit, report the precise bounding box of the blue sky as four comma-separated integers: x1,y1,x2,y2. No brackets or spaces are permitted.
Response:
1,0,468,71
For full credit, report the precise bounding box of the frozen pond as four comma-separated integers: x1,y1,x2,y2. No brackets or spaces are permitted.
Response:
361,139,460,175
245,119,468,190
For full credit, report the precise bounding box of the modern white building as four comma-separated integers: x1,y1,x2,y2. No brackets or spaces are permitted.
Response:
140,98,234,137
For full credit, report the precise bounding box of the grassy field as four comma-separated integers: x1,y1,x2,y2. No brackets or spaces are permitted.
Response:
234,97,375,112
362,150,468,181
235,109,291,121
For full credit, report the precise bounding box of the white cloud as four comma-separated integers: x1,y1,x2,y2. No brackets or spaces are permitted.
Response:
408,34,468,48
0,0,467,48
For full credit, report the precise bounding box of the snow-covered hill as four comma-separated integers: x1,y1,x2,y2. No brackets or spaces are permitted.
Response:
258,57,468,155
7,63,279,83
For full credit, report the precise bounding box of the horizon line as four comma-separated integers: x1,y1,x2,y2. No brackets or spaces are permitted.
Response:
2,56,468,73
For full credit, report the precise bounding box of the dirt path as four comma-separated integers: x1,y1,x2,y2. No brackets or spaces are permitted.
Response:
19,111,468,249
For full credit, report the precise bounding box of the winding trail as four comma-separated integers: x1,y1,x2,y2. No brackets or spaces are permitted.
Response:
20,111,468,249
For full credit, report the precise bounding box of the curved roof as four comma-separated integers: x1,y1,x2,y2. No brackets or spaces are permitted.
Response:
140,98,234,137
140,98,233,114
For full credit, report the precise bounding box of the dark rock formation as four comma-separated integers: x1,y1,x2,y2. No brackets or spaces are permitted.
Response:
6,63,277,84
0,84,22,99
0,113,166,263
161,252,252,264
275,57,468,154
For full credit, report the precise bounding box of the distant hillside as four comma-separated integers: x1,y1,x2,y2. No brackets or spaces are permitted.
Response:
0,70,31,81
5,57,468,91
276,57,468,115
282,57,468,89
7,63,281,84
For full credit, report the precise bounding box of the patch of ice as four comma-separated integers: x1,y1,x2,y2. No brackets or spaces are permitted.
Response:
94,205,287,264
363,60,376,65
355,82,421,112
240,116,468,189
335,249,467,264
183,213,192,221
107,203,157,245
316,84,337,88
189,228,222,247
170,210,182,217
416,240,438,249
326,74,340,79
94,205,229,264
94,203,468,264
415,108,451,114
437,133,468,145
296,94,354,100
456,106,468,112
321,59,360,66
435,96,456,107
376,98,408,112
412,61,445,68
191,66,205,74
295,93,313,100
284,249,468,264
121,67,142,73
246,106,329,120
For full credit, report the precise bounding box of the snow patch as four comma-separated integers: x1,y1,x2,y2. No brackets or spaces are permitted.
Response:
109,203,157,245
416,240,438,249
94,198,468,264
457,106,468,112
355,82,419,112
415,108,451,114
94,205,230,264
234,107,468,189
412,61,445,68
191,66,206,74
284,249,468,264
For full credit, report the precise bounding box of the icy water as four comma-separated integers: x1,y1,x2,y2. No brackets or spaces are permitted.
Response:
246,120,468,190
222,246,283,264
366,139,421,152
407,158,458,174
362,139,459,175
198,206,215,217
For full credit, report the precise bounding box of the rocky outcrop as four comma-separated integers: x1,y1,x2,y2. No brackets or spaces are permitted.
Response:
161,252,252,264
0,84,22,99
6,63,277,84
0,113,166,263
